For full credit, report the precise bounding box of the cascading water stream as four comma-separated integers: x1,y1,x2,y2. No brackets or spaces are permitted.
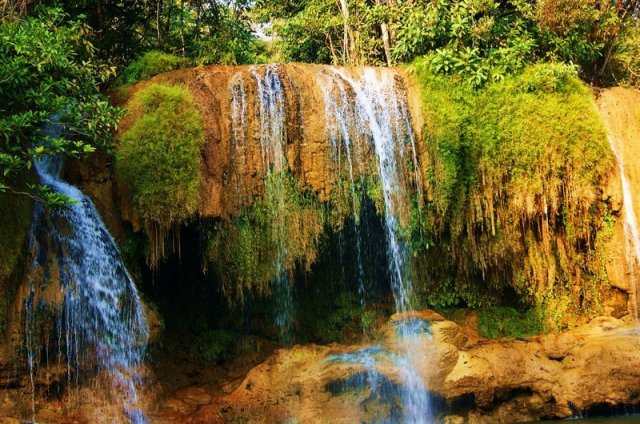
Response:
318,72,367,304
23,125,149,422
607,132,640,318
319,67,431,422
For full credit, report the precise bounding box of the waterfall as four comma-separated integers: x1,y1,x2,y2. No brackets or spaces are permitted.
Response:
249,64,294,341
318,71,367,304
607,132,640,318
319,67,431,422
252,64,287,174
24,125,149,422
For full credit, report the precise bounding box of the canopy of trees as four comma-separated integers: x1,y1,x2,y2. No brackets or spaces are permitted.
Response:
0,0,638,204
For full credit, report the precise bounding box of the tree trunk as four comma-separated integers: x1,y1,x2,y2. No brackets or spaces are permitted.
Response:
180,0,185,56
157,0,163,42
195,0,203,43
165,0,174,41
338,0,350,64
381,22,393,66
376,0,393,66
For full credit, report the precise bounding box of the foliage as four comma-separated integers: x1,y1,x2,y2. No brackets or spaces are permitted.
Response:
54,0,266,70
116,51,190,86
0,7,121,205
411,62,613,329
254,0,394,65
604,16,640,86
306,292,363,343
263,0,341,64
477,306,544,338
193,329,237,363
116,83,204,268
206,171,325,301
193,6,269,65
255,0,639,86
395,0,537,87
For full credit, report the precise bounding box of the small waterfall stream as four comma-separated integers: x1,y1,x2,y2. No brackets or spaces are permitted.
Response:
24,125,149,422
251,64,294,341
607,132,640,318
319,67,431,422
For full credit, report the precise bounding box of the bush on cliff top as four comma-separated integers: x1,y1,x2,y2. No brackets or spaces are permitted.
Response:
116,83,204,268
117,51,190,86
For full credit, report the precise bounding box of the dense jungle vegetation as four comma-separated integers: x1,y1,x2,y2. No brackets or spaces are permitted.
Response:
1,0,640,351
1,0,638,202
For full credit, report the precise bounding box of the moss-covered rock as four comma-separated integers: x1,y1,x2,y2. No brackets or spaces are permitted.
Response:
410,61,615,330
116,83,204,267
205,171,325,300
0,189,32,333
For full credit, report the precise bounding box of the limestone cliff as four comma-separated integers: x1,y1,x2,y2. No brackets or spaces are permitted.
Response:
598,87,640,314
112,64,421,221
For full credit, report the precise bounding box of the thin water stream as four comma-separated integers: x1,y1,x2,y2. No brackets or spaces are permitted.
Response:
606,132,640,318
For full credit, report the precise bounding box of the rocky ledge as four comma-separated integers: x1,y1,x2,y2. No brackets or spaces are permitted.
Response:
150,311,640,423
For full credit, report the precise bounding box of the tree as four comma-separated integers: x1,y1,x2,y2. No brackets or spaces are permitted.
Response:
0,7,121,206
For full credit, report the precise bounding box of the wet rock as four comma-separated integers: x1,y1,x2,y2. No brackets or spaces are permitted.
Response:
217,311,640,423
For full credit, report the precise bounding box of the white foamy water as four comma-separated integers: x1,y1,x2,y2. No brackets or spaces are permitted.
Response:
24,124,149,422
319,67,431,423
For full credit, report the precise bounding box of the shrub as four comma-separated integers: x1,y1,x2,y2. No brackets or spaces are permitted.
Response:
117,51,190,86
478,307,544,339
606,20,640,87
116,84,204,267
193,329,237,363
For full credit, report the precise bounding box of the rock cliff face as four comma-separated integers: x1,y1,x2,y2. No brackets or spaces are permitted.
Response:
113,63,421,221
1,66,640,423
598,88,640,313
111,67,639,317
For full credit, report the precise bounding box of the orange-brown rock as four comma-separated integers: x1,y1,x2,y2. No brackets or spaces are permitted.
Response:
210,313,640,423
112,64,421,223
598,88,640,313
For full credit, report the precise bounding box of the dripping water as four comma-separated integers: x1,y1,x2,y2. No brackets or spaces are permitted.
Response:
320,67,431,422
23,124,149,422
318,72,367,307
607,133,640,319
250,65,294,342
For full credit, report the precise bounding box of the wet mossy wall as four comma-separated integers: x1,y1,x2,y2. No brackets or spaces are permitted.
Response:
115,63,623,348
410,62,617,330
0,188,33,334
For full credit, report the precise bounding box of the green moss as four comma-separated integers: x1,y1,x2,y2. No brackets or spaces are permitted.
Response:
0,192,32,282
478,306,544,339
410,61,613,329
206,171,325,300
193,329,237,363
116,84,204,267
117,51,190,86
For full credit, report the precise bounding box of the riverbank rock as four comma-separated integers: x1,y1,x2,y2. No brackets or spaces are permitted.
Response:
209,312,640,423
